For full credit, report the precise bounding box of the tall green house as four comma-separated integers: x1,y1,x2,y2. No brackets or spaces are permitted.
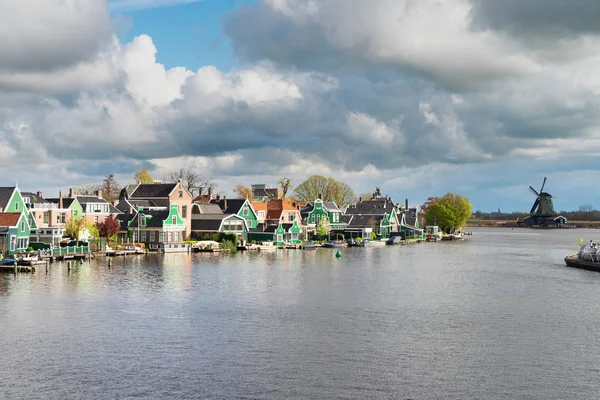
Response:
305,199,345,230
210,198,258,229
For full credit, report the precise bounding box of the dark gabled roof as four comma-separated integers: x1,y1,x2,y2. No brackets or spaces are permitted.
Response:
345,197,396,216
323,201,342,213
77,195,108,205
46,198,75,209
116,198,163,214
210,198,246,214
130,209,170,228
116,213,135,230
263,223,293,233
0,187,15,210
193,203,223,214
300,203,314,218
191,213,230,232
346,214,384,228
130,183,177,198
402,208,418,226
21,192,51,204
119,184,139,200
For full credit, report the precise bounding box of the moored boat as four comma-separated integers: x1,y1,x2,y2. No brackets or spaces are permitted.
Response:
363,239,386,247
323,241,346,248
564,241,600,272
302,241,317,250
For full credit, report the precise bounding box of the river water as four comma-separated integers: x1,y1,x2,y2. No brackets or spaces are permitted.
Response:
1,228,600,399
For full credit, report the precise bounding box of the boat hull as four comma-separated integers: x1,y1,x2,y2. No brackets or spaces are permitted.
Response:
564,256,600,273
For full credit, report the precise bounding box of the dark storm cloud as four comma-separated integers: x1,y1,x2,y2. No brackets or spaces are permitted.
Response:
470,0,600,37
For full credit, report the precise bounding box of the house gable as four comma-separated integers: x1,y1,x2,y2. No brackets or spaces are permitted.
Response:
238,199,258,229
163,204,185,227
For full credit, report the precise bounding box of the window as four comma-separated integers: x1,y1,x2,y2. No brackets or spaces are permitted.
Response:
20,221,25,232
15,202,19,211
258,211,265,219
182,206,187,219
141,215,147,227
172,216,177,225
288,214,294,222
73,211,78,217
291,233,298,241
179,191,183,198
175,232,180,242
94,216,99,223
276,234,283,242
159,232,166,243
59,213,66,224
17,238,28,249
141,231,146,242
243,207,249,217
10,236,16,251
311,215,314,224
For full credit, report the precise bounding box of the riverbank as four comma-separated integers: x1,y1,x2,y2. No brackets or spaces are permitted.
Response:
468,220,600,228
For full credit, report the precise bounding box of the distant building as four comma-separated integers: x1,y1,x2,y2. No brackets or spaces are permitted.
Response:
251,184,281,202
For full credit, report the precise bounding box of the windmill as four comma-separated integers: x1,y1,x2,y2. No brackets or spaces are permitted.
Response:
525,177,557,226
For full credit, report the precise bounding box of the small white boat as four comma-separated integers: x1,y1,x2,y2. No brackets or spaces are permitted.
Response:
363,239,386,247
258,242,277,251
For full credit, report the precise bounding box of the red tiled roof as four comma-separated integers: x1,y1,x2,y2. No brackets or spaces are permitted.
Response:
0,212,21,227
266,200,298,219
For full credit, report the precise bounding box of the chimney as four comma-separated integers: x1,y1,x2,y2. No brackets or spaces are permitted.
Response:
96,189,103,199
37,191,42,198
359,197,362,202
208,187,213,200
59,191,63,209
216,194,221,201
223,196,227,210
318,193,322,200
405,198,409,210
68,187,75,198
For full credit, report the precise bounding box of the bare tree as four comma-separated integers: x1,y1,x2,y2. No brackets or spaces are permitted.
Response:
73,183,101,196
164,166,216,198
278,177,292,198
101,174,120,203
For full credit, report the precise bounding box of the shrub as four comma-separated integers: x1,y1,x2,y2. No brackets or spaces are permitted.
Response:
219,240,237,251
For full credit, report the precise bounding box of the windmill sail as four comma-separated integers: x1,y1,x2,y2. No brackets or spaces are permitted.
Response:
530,198,540,214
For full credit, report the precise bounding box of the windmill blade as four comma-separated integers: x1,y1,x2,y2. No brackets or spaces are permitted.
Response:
529,186,539,196
540,177,547,193
530,198,540,214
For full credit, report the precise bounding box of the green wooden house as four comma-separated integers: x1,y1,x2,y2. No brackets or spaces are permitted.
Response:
211,198,258,229
305,199,345,229
287,220,302,245
0,212,31,256
273,223,286,246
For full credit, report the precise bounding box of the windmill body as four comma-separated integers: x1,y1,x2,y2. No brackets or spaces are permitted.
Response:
523,177,567,227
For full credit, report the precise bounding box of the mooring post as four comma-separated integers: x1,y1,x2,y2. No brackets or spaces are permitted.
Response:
67,261,71,272
108,258,113,269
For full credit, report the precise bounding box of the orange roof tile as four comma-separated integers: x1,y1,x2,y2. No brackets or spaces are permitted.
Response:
251,202,268,211
0,212,21,227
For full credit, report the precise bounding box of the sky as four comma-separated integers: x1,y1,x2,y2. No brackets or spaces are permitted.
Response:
1,0,600,212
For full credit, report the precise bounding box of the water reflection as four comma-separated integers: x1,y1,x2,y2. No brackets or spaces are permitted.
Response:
2,229,600,399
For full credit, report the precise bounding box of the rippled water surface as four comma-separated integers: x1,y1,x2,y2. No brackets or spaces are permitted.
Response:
2,228,600,399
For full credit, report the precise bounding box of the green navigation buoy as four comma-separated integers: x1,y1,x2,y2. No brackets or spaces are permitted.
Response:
336,250,342,258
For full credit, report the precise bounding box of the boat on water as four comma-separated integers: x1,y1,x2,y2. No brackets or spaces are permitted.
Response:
302,241,317,250
363,239,386,247
1,258,16,266
258,242,277,251
441,233,465,241
323,241,346,248
564,241,600,272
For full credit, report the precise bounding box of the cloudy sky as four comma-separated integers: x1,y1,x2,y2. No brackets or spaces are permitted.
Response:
1,0,600,212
